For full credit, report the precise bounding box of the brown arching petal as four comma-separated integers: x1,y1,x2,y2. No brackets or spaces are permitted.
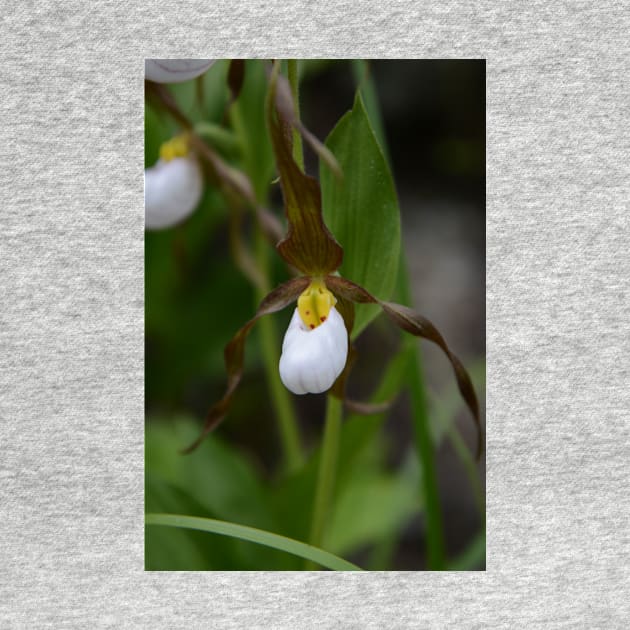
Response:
325,275,483,459
182,276,311,454
266,62,344,276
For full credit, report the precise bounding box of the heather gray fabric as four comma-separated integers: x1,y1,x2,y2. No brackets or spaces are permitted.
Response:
1,2,629,628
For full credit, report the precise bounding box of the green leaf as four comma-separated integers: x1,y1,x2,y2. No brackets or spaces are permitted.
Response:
324,470,421,556
145,418,274,530
271,343,413,545
145,473,241,570
145,513,362,571
234,60,275,201
321,92,401,338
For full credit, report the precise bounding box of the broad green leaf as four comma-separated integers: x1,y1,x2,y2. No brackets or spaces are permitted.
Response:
321,92,401,338
146,513,362,571
145,417,274,530
146,419,297,570
324,471,421,556
145,473,240,570
351,60,390,165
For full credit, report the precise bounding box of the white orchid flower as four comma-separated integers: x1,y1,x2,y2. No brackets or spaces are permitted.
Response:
145,59,216,84
144,135,203,230
279,280,348,394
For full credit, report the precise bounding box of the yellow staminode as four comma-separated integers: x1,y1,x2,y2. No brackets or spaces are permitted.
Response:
297,279,337,330
159,134,191,162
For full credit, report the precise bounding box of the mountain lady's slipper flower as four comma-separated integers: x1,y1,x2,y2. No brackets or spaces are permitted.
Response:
279,280,348,394
182,62,482,458
144,135,202,230
145,59,216,84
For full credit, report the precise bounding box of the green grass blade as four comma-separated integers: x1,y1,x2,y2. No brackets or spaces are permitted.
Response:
145,513,362,571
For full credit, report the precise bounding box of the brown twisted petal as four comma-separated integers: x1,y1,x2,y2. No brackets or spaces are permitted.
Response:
182,276,311,454
325,275,483,459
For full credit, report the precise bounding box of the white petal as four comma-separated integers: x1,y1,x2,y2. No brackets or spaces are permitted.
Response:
145,59,216,83
144,157,202,230
279,306,348,395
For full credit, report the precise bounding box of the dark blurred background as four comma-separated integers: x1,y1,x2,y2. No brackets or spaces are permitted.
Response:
146,60,485,569
300,60,485,568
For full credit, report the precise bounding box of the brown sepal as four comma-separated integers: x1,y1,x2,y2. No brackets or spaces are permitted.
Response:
326,275,483,459
181,276,311,454
266,62,343,275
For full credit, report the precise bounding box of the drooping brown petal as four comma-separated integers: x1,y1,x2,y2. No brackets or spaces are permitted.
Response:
266,62,344,275
329,342,394,415
327,298,392,414
181,276,311,454
326,275,483,459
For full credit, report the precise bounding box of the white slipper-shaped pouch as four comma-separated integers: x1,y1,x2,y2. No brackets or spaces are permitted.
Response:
279,305,348,395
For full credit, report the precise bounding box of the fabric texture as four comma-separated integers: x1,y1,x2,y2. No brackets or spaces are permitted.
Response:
1,1,629,627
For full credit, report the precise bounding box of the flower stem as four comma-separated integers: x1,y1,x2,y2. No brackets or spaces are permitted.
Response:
230,89,304,472
286,59,304,171
399,256,446,570
306,394,342,569
408,347,446,569
254,228,304,473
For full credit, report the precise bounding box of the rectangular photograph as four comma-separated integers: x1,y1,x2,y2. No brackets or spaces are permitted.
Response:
144,59,485,571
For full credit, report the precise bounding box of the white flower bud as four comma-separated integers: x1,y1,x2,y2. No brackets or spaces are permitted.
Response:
279,306,348,395
144,157,202,230
145,59,216,84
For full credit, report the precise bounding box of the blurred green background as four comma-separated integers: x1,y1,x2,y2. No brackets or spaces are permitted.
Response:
145,60,485,570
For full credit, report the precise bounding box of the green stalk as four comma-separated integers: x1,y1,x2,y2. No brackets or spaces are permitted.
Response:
287,59,305,171
230,92,304,472
255,229,303,472
306,394,343,569
399,256,446,570
408,349,445,569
